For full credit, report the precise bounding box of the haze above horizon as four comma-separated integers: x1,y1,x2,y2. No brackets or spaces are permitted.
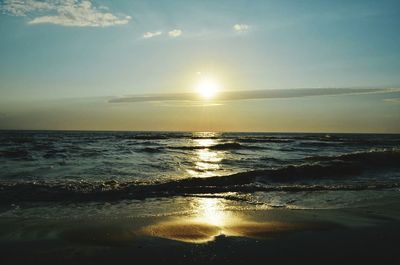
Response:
0,0,399,133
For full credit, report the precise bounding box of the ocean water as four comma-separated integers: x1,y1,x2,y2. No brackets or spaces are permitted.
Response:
0,131,399,219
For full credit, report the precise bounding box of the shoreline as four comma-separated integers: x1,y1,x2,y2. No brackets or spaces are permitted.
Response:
1,202,399,264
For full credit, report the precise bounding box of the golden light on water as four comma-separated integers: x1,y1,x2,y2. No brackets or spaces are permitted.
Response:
141,196,318,244
193,197,228,227
195,138,215,147
141,133,326,244
141,197,231,244
187,136,224,178
197,148,219,162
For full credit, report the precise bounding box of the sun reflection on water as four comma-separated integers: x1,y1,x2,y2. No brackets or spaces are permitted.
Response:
187,134,225,178
192,197,229,227
195,138,215,147
141,196,318,244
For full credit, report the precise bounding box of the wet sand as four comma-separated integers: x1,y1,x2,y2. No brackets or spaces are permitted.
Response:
0,204,399,265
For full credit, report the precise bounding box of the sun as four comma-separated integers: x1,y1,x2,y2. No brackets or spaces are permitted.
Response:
195,77,220,99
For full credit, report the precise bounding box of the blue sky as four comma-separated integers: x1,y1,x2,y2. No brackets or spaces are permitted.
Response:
0,0,399,132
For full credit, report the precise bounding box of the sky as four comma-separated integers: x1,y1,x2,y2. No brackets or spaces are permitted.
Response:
0,0,399,132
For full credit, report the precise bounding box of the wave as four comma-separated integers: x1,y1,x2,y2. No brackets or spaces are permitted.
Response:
0,178,398,204
139,147,165,153
1,149,399,203
305,148,400,166
115,132,189,140
209,142,246,150
191,136,219,140
169,142,261,151
0,149,33,160
234,137,294,144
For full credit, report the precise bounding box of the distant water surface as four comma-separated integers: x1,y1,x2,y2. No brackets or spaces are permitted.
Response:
0,131,399,218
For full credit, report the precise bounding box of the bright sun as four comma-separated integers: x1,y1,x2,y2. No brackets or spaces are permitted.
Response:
195,77,220,99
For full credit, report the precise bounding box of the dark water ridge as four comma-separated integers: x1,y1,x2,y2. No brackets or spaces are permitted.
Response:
0,180,398,204
169,142,261,151
0,141,262,160
1,149,399,204
1,133,399,161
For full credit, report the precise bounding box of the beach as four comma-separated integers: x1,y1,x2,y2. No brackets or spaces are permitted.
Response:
1,201,400,265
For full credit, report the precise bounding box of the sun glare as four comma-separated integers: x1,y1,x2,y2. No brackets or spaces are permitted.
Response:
195,77,220,99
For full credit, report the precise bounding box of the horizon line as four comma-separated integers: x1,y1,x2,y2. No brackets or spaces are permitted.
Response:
0,129,399,135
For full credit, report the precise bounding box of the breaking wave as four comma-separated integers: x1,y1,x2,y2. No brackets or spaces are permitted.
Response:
1,149,399,204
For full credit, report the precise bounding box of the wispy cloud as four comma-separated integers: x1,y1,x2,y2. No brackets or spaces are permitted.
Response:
143,31,162,39
109,88,393,104
168,29,182,37
384,98,400,103
233,23,249,33
1,0,131,27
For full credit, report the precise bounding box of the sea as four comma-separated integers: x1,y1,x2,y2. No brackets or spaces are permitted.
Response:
0,131,399,219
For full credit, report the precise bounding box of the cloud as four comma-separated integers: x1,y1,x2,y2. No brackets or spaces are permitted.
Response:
233,23,249,32
109,88,394,104
384,98,400,103
0,0,131,27
143,31,162,38
143,29,182,39
1,0,53,16
168,29,182,37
